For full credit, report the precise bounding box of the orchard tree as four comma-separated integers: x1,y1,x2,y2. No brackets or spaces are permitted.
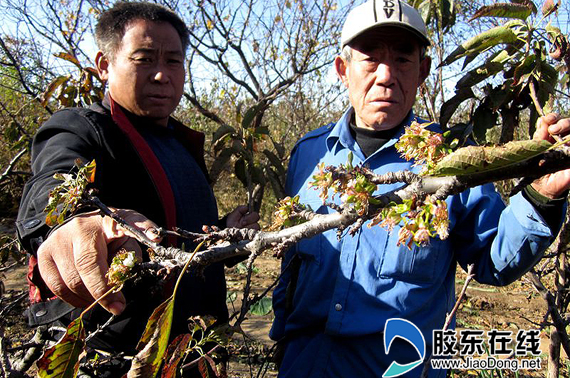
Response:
435,1,570,376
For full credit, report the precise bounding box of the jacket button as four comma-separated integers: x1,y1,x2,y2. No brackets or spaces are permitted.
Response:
35,309,47,317
24,219,41,229
335,303,342,311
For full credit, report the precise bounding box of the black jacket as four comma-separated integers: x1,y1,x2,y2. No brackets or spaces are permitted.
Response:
16,101,226,354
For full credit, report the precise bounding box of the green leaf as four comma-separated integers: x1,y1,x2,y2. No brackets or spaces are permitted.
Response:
510,0,538,14
472,102,499,144
439,88,475,128
469,3,534,21
250,165,265,185
234,158,248,187
209,147,234,183
242,103,266,129
54,52,82,68
266,167,286,199
128,297,175,377
272,140,286,158
198,357,210,378
441,21,523,66
431,139,552,176
513,54,536,85
41,76,71,107
416,0,432,25
160,334,192,378
212,124,236,151
84,67,101,82
263,149,286,176
36,318,85,378
455,50,512,90
249,297,273,316
198,355,218,378
254,126,270,136
440,0,456,30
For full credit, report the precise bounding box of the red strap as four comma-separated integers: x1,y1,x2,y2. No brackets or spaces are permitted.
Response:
109,96,177,246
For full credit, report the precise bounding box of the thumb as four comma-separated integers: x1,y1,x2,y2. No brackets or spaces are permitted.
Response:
93,210,160,315
534,113,560,140
102,209,162,244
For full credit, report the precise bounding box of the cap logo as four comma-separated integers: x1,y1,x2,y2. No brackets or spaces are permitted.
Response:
383,0,395,18
342,0,430,47
373,0,401,21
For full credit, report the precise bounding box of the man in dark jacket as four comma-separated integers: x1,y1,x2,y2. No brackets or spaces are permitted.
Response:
16,1,258,362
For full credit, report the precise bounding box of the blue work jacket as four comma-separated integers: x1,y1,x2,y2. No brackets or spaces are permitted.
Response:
270,108,560,377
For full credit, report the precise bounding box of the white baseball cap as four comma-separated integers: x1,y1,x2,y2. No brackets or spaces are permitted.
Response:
341,0,430,48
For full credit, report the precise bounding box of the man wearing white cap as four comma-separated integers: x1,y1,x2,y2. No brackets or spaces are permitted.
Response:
270,0,570,377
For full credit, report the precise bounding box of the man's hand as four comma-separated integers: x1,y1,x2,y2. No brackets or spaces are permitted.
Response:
37,209,160,315
532,113,570,199
226,205,260,230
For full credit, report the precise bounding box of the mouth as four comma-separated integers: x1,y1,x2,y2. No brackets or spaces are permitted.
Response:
369,99,397,107
371,97,396,103
146,94,172,104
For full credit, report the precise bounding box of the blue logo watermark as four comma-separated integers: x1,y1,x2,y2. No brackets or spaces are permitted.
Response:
381,318,543,377
382,318,426,378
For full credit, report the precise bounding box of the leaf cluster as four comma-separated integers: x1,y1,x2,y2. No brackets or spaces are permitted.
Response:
44,159,96,226
439,0,567,143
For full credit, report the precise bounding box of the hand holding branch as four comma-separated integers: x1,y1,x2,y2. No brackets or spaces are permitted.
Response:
532,113,570,198
37,209,160,315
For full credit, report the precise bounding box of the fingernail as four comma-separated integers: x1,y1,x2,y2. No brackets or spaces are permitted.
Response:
549,125,561,134
108,301,125,315
145,227,160,240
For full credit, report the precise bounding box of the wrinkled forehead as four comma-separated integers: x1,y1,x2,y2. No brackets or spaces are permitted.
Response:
349,26,422,53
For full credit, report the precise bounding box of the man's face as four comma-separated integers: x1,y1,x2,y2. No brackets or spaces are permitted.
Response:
96,19,185,126
335,27,431,130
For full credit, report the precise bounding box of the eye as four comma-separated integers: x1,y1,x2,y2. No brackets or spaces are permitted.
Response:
132,56,152,63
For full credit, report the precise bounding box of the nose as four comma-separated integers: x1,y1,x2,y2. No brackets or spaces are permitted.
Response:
152,66,169,84
375,62,395,86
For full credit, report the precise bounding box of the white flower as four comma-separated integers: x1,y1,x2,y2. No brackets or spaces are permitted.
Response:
123,252,136,268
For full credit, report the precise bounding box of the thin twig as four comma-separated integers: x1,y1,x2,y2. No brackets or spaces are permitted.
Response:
0,292,27,318
85,315,116,343
527,271,570,358
421,264,475,378
0,149,27,184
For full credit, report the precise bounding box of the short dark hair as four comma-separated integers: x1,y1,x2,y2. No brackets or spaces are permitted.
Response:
95,1,190,60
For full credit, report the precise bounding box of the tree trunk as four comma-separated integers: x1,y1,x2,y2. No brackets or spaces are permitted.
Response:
499,106,518,144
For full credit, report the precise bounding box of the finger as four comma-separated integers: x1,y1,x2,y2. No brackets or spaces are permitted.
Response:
234,205,249,215
542,113,560,126
108,236,144,263
104,209,162,243
37,248,91,308
242,212,260,224
74,231,126,315
548,117,570,137
244,222,261,230
51,246,95,302
534,114,559,140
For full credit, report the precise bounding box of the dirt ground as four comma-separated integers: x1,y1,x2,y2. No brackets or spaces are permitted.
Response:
1,250,568,378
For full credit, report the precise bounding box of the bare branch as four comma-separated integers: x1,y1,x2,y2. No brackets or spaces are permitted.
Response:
0,149,27,183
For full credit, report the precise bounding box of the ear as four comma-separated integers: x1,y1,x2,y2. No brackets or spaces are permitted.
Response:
95,51,110,82
334,55,350,89
418,55,431,86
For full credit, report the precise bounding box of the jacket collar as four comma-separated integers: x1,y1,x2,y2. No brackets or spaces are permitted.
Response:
326,107,416,159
